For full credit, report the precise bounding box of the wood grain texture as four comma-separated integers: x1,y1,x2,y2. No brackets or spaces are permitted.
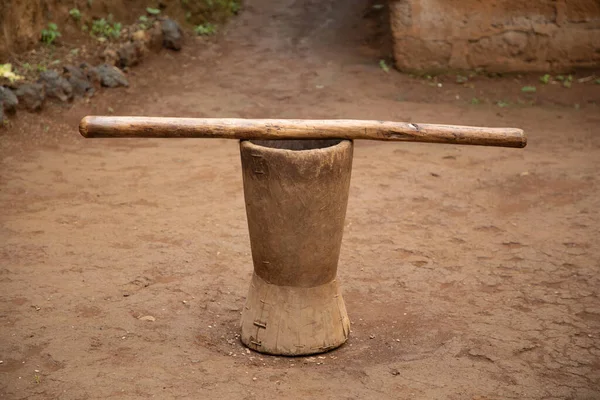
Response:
239,139,352,355
79,116,527,148
241,273,350,355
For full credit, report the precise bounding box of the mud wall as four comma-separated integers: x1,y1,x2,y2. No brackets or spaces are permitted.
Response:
0,0,144,59
389,0,600,72
0,0,230,59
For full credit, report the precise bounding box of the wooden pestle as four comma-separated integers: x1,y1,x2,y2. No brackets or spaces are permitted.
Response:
79,116,527,148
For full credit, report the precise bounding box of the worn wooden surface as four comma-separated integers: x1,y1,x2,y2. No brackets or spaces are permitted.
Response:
239,139,353,355
79,116,527,148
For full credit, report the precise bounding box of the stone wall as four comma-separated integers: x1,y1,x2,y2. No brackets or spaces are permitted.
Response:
389,0,600,72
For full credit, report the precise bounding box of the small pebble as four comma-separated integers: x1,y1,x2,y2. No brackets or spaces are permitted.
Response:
34,369,40,373
252,377,257,381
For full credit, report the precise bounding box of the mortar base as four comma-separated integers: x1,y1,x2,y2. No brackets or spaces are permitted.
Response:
240,273,350,356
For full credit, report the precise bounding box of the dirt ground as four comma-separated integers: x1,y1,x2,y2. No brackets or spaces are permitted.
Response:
1,0,600,399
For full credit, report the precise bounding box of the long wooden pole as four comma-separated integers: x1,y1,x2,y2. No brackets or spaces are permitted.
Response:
79,116,527,148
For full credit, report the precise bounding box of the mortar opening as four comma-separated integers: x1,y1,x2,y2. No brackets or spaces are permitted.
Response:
248,139,343,151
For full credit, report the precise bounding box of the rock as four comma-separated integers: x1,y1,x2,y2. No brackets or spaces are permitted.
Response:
132,30,147,43
0,86,18,113
15,83,45,112
134,22,164,52
161,18,182,51
94,64,129,88
102,48,119,66
80,62,101,85
63,65,95,97
117,41,145,68
147,23,164,52
138,315,156,322
38,70,73,102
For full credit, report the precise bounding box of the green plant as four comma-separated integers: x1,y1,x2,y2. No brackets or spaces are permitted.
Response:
521,86,536,93
595,79,600,85
496,100,510,108
539,74,550,84
41,23,61,45
0,64,24,82
470,97,481,105
563,75,573,88
379,59,390,73
456,75,468,83
183,0,241,22
194,23,217,35
229,0,241,14
91,17,122,39
69,8,82,21
21,63,33,72
146,7,161,15
138,15,149,29
209,0,241,13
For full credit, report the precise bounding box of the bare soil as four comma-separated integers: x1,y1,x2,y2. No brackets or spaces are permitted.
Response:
1,0,599,399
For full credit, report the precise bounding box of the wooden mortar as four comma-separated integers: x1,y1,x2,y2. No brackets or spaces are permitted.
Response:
239,139,353,355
